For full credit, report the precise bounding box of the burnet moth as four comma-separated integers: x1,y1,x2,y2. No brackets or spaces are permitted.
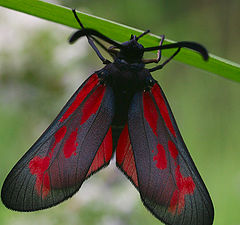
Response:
1,9,214,225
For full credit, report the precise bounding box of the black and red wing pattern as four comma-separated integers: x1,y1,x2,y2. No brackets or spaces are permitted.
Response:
125,83,214,225
1,73,114,211
116,124,138,188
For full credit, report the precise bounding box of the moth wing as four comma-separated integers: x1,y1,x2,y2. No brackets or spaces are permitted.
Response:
116,124,139,188
126,83,214,225
1,73,114,211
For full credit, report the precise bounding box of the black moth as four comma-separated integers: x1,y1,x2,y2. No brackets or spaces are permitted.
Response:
1,9,214,225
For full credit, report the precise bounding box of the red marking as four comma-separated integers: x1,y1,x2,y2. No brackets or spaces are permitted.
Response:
169,165,195,214
29,156,50,198
50,126,67,157
60,74,99,122
116,124,138,187
64,128,78,158
29,126,67,198
116,125,128,165
86,128,113,177
103,128,113,162
153,144,167,170
151,84,176,137
143,92,158,136
80,85,106,125
168,140,178,160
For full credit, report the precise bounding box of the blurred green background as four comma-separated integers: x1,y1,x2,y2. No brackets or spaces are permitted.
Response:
0,0,239,224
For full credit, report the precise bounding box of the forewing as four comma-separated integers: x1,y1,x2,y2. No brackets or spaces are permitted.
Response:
127,83,214,225
1,73,114,211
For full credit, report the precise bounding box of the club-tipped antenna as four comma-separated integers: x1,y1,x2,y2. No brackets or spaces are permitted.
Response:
144,41,209,61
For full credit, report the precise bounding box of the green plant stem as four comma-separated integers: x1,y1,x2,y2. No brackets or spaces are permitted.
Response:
0,0,240,82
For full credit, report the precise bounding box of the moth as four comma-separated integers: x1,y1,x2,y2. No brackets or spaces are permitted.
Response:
1,9,214,225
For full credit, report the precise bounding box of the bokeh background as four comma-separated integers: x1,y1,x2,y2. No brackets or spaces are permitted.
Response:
0,0,239,225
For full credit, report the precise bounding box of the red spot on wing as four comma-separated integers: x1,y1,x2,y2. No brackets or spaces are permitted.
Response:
143,92,158,136
60,74,99,122
153,144,167,170
168,140,178,160
86,128,113,177
50,126,67,158
164,139,194,214
80,85,106,125
169,165,195,214
116,124,138,187
63,128,78,158
29,156,50,198
151,84,176,138
29,126,67,198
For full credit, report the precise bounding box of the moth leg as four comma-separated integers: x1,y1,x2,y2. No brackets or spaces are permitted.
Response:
148,47,181,72
87,36,111,64
142,35,165,64
72,9,110,64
